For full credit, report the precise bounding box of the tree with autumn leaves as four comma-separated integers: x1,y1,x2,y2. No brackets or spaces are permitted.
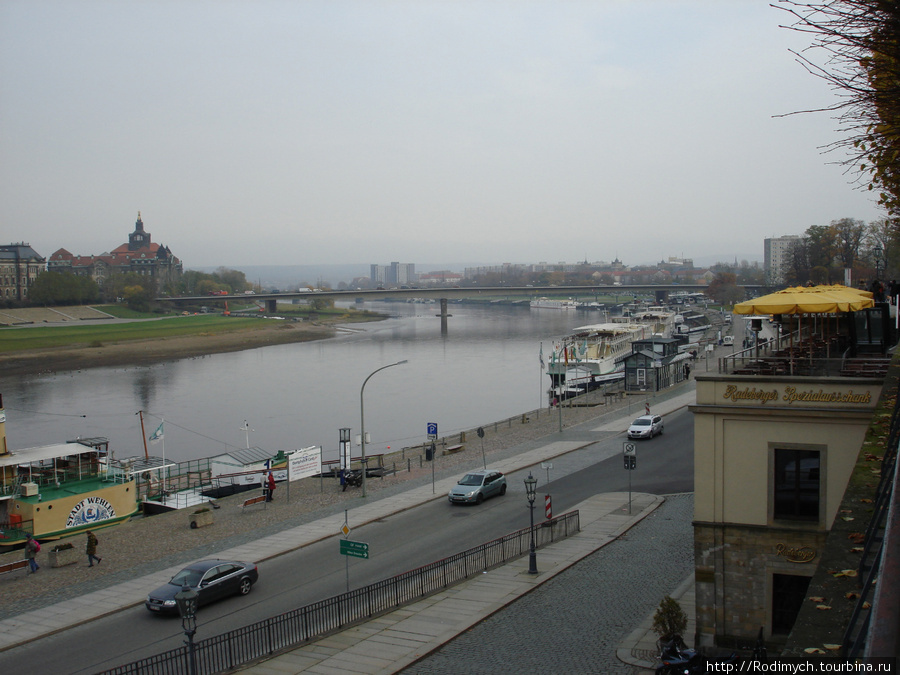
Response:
779,2,900,229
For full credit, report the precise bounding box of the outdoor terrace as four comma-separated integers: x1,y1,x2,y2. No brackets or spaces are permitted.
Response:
718,337,890,379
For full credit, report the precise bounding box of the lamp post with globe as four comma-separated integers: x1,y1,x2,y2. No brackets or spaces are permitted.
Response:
175,582,199,675
524,472,538,574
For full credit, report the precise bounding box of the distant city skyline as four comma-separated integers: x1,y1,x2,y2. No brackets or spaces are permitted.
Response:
2,2,883,269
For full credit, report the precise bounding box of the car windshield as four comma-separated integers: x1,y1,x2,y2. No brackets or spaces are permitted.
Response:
633,419,651,426
170,568,205,587
458,474,485,486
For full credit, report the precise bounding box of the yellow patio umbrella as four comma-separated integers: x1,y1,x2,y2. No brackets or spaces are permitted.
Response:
733,284,876,369
734,285,874,315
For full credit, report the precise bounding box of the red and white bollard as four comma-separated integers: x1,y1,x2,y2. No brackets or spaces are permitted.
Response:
645,402,650,415
545,494,552,520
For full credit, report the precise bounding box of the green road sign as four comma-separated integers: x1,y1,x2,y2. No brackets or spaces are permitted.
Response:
340,539,369,559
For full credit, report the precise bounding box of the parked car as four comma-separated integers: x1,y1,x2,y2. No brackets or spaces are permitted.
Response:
448,469,507,505
627,414,664,439
145,559,258,614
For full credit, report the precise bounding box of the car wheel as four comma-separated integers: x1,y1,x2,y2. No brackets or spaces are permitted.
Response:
475,493,484,505
238,577,253,596
499,484,507,496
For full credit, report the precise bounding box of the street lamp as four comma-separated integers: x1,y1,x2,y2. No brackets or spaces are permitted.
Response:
360,360,408,498
524,471,538,574
750,318,763,362
875,244,884,280
175,582,199,675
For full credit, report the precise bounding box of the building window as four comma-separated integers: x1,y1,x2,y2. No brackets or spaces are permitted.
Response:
774,448,820,521
772,573,811,635
636,369,646,386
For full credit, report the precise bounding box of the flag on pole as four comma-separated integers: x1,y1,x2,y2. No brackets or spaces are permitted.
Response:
539,343,545,370
149,421,164,444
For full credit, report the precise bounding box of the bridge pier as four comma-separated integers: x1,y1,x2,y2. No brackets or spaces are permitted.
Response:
266,299,277,314
436,298,452,334
654,289,669,305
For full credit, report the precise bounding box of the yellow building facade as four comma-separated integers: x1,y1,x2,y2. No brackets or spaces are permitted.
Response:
691,375,882,648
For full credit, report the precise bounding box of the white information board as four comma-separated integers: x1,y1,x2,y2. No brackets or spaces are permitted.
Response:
289,445,322,481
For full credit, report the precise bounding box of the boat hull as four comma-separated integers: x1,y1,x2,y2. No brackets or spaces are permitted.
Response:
0,479,138,546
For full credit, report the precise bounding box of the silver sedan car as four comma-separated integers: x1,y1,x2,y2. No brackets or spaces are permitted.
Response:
448,470,507,505
627,414,664,439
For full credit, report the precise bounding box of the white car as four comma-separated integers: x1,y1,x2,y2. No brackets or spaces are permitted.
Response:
627,414,664,439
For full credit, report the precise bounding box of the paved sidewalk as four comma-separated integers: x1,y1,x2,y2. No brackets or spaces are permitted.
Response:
0,389,698,671
236,492,686,675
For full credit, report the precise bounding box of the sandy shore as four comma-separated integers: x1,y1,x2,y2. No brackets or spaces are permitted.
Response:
0,320,340,376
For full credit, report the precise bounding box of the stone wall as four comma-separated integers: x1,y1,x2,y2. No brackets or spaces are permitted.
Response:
694,521,826,648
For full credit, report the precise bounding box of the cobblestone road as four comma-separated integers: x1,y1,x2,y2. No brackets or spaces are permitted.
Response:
403,493,694,675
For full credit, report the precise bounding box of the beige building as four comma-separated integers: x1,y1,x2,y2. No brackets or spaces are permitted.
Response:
691,373,882,648
48,212,182,292
0,243,45,303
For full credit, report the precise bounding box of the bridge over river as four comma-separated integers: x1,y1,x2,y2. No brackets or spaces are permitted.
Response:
160,284,764,317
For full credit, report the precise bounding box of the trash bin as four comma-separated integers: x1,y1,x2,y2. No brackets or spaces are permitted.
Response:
426,443,435,461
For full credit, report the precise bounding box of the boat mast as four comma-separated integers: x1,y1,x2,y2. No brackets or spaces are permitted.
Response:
137,410,149,461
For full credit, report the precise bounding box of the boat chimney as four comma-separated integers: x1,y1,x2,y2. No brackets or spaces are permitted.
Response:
0,394,8,456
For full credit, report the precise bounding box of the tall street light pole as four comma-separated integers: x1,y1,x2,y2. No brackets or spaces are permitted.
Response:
524,471,538,574
875,244,884,281
175,582,199,675
360,360,408,498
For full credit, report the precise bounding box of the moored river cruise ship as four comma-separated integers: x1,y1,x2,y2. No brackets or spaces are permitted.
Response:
546,308,677,396
530,298,579,310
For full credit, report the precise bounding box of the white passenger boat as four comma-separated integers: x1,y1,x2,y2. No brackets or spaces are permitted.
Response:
546,309,676,395
530,298,579,310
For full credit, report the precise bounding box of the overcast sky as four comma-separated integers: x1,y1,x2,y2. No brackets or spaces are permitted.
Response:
0,1,885,270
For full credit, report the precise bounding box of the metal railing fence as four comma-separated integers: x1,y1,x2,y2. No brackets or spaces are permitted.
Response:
841,387,900,659
99,509,580,675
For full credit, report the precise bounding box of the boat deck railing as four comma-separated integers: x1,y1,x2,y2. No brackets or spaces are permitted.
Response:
142,487,212,511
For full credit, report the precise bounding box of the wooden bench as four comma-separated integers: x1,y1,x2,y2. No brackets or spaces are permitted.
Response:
443,444,465,455
240,495,266,510
0,560,28,577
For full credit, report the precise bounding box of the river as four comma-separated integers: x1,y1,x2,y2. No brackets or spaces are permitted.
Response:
2,301,599,464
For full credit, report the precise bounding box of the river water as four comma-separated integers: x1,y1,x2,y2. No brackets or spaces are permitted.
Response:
3,302,597,464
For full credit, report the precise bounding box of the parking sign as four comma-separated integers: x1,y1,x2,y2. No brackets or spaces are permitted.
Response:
427,422,438,439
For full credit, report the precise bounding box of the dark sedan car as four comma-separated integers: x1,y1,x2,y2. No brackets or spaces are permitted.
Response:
145,559,258,614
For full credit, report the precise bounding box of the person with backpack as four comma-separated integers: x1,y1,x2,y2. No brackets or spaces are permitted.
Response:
86,530,101,567
24,534,40,573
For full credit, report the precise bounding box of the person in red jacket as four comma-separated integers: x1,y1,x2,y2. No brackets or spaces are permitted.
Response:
266,471,276,502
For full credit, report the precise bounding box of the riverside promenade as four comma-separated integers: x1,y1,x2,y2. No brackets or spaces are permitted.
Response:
0,384,698,674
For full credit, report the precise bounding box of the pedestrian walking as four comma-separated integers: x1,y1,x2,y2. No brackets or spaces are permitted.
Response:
24,534,40,573
266,471,276,502
86,530,102,567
